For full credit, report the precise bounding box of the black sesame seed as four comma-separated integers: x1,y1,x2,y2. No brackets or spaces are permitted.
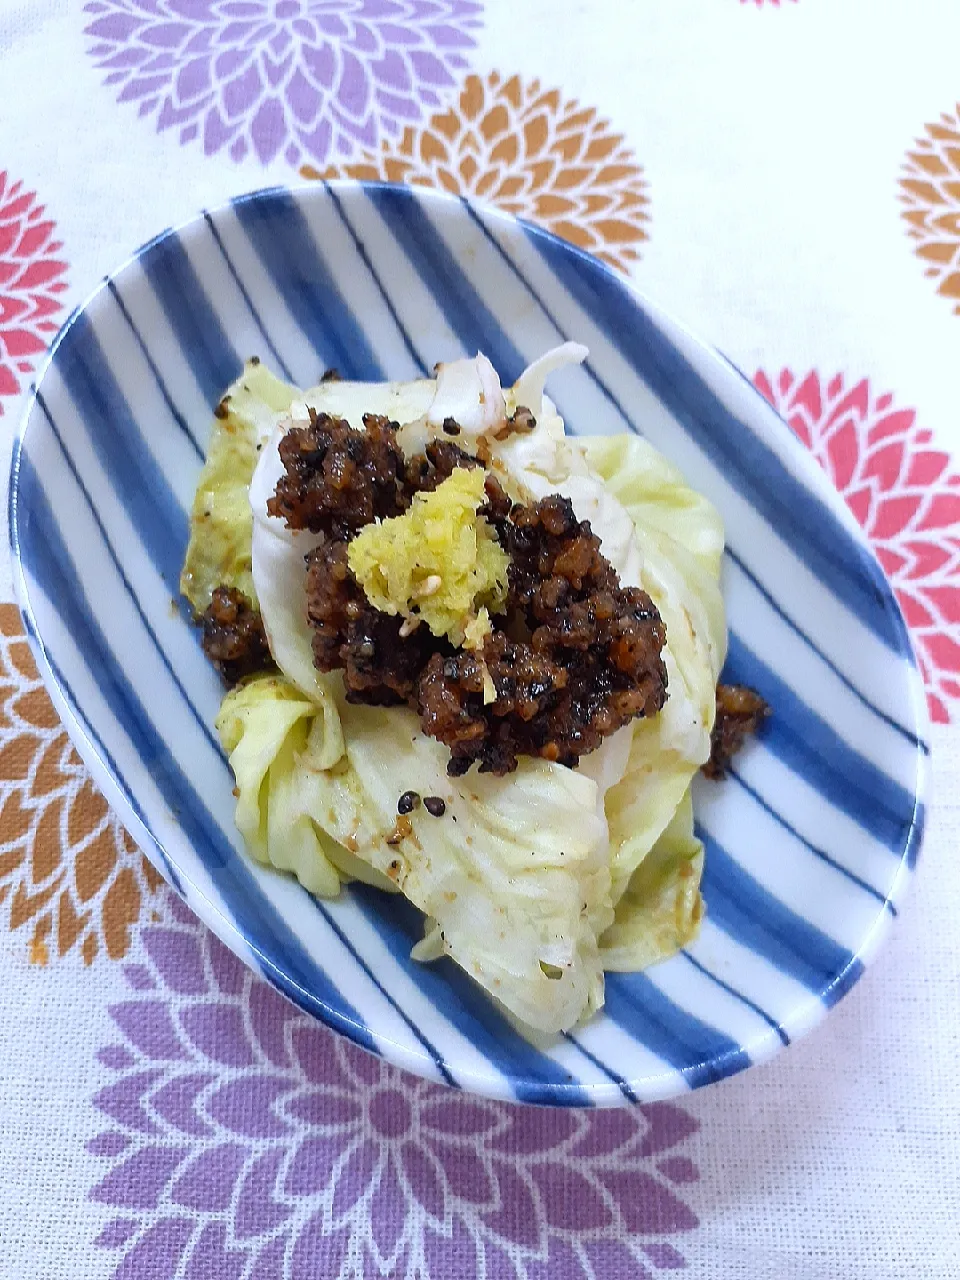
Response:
442,417,460,436
398,790,420,815
423,796,446,817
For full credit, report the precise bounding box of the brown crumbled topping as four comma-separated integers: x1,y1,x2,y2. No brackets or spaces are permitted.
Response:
268,415,669,776
420,497,666,774
479,472,513,538
305,537,437,706
441,417,460,436
418,637,570,776
269,411,409,539
403,438,481,494
702,683,770,779
200,586,272,685
320,367,342,382
492,404,537,440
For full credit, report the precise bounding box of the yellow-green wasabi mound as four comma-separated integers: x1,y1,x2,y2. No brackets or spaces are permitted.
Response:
347,467,509,649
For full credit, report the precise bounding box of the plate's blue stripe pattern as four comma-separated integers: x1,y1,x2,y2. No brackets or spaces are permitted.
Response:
726,768,891,909
722,633,916,851
457,196,923,750
603,974,751,1090
136,228,244,404
53,312,190,591
232,188,385,381
325,186,430,378
723,546,923,750
16,456,381,1052
33,389,217,756
11,183,926,1107
681,952,790,1047
697,829,862,994
105,280,205,460
202,212,297,384
364,184,528,383
521,220,911,658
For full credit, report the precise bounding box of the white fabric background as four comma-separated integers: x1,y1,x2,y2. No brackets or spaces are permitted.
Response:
0,2,957,1276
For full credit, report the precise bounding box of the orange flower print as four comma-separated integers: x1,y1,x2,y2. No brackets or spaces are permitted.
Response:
0,605,162,965
900,107,960,313
303,71,649,273
754,371,960,724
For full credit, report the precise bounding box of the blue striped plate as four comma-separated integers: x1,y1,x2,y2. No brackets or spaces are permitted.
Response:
9,182,926,1106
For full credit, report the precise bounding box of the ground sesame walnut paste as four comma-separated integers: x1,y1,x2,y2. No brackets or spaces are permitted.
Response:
200,586,272,686
269,411,670,776
703,683,770,779
267,410,408,539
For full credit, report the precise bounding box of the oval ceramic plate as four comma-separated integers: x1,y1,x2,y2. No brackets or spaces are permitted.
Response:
10,183,926,1106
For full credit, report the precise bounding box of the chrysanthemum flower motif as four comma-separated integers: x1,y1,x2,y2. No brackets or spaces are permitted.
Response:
900,107,960,313
0,173,68,416
0,605,162,965
82,0,483,168
88,894,700,1279
754,370,960,724
304,71,649,272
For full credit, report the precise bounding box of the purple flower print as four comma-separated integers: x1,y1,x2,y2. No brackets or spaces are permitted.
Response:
87,895,701,1278
82,0,483,167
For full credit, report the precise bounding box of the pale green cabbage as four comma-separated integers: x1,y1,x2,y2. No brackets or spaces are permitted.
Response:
217,671,612,1035
601,789,704,970
216,674,344,898
581,434,725,914
180,361,298,613
188,352,727,1035
580,435,723,967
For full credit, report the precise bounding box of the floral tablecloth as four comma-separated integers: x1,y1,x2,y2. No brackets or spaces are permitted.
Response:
1,3,958,1278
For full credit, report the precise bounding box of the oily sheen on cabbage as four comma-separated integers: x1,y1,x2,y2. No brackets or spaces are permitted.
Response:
183,347,726,1036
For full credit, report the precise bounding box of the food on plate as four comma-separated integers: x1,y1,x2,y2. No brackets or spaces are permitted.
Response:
200,585,272,685
703,683,771,780
181,344,767,1035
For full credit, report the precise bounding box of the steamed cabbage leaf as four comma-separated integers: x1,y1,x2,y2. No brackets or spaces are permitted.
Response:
180,361,298,613
215,673,345,897
581,434,725,910
600,789,703,970
582,433,726,746
217,671,613,1035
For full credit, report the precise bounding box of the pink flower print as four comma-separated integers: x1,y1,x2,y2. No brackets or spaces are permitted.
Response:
755,368,960,724
0,173,68,416
88,894,701,1278
82,0,483,168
